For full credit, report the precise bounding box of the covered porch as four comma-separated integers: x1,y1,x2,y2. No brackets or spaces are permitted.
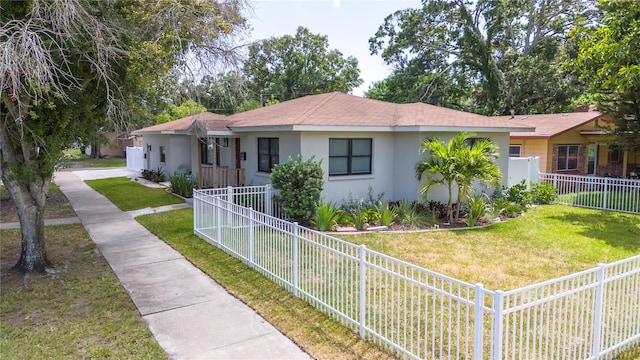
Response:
196,136,245,188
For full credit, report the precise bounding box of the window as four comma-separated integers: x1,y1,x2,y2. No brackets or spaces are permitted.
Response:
199,138,219,165
509,145,522,157
159,146,166,163
557,145,579,171
609,146,621,163
258,138,279,172
329,138,372,176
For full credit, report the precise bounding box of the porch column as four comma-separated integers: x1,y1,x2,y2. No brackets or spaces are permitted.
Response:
197,138,203,188
213,138,217,188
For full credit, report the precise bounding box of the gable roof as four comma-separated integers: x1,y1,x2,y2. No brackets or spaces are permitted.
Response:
496,112,604,139
132,112,233,134
228,92,533,132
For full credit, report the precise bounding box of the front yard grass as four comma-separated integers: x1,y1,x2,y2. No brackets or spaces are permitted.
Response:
336,204,640,290
60,148,126,169
0,225,166,359
137,209,394,360
85,176,183,211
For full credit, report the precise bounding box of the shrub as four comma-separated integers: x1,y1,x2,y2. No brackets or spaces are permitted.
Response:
465,193,487,227
531,182,558,204
340,185,384,216
376,200,398,227
141,167,165,183
312,202,345,231
403,209,430,229
485,198,508,219
170,173,195,198
427,200,447,219
394,199,412,224
505,180,533,207
349,208,377,231
270,155,323,225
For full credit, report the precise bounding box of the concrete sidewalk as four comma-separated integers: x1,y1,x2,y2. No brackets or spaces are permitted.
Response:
54,170,310,360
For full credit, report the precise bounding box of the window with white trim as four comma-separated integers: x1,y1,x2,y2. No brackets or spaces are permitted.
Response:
509,145,522,157
329,138,372,176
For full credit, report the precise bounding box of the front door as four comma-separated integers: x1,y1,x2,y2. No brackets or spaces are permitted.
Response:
587,143,597,176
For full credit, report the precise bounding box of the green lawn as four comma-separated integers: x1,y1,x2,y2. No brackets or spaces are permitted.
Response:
137,209,393,360
336,205,640,290
557,190,640,213
60,148,126,168
0,225,166,359
85,177,183,211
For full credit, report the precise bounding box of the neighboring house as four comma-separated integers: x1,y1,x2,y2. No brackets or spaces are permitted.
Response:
133,92,533,203
500,109,640,178
84,130,141,158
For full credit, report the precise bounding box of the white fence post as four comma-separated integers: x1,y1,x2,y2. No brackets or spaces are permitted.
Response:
215,197,222,245
493,290,504,360
293,222,299,297
248,208,255,268
474,283,485,360
266,184,273,216
592,263,606,359
603,178,609,210
359,244,367,339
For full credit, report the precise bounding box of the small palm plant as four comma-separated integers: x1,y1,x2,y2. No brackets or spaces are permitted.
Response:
312,202,345,231
465,193,487,227
376,200,398,227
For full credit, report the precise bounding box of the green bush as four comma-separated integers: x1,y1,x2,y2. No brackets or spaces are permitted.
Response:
312,202,345,231
270,155,324,226
465,193,487,227
141,167,165,183
349,208,377,231
340,185,383,216
376,200,398,226
170,173,195,198
505,180,533,207
531,182,558,204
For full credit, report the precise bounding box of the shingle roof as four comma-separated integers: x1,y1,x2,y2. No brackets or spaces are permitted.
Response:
132,112,232,134
495,112,604,138
228,92,532,130
133,92,535,134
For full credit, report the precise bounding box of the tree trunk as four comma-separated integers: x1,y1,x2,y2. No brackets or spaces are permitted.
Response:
5,178,51,272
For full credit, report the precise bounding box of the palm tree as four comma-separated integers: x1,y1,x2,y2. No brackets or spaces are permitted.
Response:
454,138,501,220
415,132,501,223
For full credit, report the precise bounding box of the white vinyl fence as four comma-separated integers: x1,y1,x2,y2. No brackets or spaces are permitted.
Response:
193,187,640,360
508,157,540,188
540,173,640,214
125,146,144,172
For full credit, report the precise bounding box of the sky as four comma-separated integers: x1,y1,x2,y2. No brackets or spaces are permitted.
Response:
243,0,422,97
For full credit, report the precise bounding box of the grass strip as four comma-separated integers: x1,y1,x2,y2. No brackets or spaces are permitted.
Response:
85,176,183,211
137,209,395,360
0,225,166,359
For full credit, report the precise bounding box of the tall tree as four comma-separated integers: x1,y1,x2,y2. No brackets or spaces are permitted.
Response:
0,0,247,272
243,26,363,101
369,0,594,115
570,0,640,151
156,100,207,124
194,73,256,114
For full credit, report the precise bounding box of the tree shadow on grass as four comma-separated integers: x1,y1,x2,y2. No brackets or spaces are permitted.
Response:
548,210,640,252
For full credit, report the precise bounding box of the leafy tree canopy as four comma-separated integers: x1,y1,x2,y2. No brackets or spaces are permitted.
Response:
243,26,363,102
0,0,247,272
368,0,595,115
570,0,640,151
156,100,207,124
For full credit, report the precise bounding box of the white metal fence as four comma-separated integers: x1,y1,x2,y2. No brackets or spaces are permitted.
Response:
193,186,640,359
125,146,144,172
540,173,640,214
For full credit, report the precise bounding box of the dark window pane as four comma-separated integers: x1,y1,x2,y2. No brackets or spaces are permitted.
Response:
352,139,371,156
329,139,349,156
329,157,348,175
351,157,370,173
